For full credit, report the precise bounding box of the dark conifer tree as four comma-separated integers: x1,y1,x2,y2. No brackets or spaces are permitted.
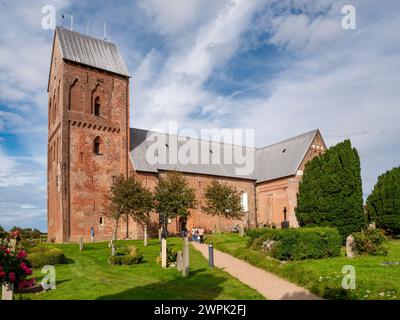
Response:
367,166,400,235
296,140,366,240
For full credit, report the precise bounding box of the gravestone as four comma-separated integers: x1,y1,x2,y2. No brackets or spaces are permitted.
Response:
9,239,17,253
346,235,356,258
182,237,189,277
2,283,14,300
111,245,116,256
161,238,167,268
176,251,183,272
368,222,376,230
144,226,148,247
239,225,245,237
79,237,84,251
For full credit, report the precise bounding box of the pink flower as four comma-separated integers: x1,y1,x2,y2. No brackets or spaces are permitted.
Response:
9,272,16,282
17,250,27,259
0,271,5,278
18,279,35,290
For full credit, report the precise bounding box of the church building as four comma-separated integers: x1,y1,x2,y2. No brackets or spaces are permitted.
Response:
47,27,326,243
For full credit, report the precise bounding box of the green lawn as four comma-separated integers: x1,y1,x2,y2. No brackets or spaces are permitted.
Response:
19,237,264,300
204,233,400,300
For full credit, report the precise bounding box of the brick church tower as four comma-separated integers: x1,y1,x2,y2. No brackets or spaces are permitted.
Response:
47,27,130,242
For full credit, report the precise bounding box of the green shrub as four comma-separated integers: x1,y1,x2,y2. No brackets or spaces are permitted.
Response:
351,229,389,256
115,247,130,256
28,245,65,267
109,245,143,265
248,227,341,261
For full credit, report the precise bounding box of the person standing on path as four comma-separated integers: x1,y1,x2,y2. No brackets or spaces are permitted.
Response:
198,228,204,243
90,226,95,242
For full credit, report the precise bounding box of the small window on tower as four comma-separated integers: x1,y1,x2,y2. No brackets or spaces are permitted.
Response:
99,217,104,226
94,136,101,155
94,97,101,116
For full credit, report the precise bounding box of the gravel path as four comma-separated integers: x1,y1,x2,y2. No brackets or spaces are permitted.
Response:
191,242,322,300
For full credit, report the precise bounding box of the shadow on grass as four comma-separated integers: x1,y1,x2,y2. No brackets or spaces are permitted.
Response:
95,269,227,300
64,257,76,264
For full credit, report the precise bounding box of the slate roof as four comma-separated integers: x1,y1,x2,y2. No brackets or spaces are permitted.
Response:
55,26,129,77
130,128,319,183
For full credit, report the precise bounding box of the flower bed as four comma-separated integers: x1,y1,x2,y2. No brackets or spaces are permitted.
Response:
108,245,143,265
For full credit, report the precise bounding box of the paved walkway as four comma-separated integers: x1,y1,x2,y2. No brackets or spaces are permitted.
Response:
191,242,322,300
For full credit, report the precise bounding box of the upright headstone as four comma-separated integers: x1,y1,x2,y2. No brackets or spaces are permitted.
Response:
79,237,84,251
176,251,183,272
111,245,116,256
346,235,356,258
368,222,376,230
9,239,17,253
239,225,245,237
161,238,167,268
2,283,14,301
144,226,148,247
182,237,189,277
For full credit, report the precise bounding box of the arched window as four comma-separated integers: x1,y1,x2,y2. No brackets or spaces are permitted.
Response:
94,136,101,154
94,96,100,116
240,192,248,212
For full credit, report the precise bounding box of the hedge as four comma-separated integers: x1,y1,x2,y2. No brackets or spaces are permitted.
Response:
28,245,65,268
248,227,341,261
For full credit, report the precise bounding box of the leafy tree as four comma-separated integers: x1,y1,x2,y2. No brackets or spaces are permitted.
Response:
202,180,243,232
296,139,366,240
154,171,197,238
366,166,400,235
107,176,154,241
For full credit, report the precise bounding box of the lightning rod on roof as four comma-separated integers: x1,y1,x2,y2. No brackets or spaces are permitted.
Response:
70,14,73,31
104,22,107,40
86,19,90,36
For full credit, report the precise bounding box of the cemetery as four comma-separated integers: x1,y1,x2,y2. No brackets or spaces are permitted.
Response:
0,236,263,300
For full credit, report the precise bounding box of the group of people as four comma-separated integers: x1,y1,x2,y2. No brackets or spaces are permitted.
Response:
191,227,205,243
180,227,204,243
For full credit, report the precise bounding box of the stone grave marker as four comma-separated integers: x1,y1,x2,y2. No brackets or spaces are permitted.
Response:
176,251,183,272
111,245,116,256
239,225,245,237
144,226,148,247
79,237,84,251
161,238,167,268
9,239,17,253
346,235,356,258
182,237,189,277
368,222,376,230
2,283,14,301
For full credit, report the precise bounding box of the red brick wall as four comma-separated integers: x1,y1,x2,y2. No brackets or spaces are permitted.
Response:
255,132,326,228
132,171,256,236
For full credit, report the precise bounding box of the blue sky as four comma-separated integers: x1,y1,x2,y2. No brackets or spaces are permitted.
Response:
0,0,399,231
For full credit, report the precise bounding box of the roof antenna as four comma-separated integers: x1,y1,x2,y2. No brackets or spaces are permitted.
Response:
103,22,107,40
61,13,65,28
